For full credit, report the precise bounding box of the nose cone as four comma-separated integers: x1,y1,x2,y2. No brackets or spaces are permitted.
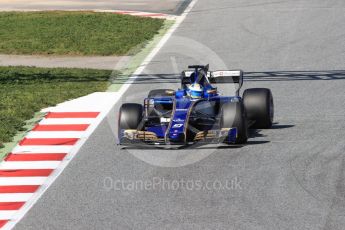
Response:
168,132,185,143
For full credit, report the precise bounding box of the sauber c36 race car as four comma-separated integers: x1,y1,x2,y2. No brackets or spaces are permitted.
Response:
118,65,274,146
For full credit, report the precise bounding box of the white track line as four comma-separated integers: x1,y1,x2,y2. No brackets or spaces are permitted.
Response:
39,118,94,125
26,131,85,139
2,1,199,229
12,146,74,154
0,161,60,170
0,177,47,186
0,194,34,202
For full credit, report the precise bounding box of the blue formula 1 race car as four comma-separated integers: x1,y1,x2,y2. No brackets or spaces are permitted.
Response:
118,65,274,146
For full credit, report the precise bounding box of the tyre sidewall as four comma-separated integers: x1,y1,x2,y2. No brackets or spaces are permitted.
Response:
221,101,248,144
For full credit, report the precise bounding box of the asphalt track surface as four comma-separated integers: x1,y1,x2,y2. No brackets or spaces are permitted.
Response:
0,0,191,15
15,0,345,229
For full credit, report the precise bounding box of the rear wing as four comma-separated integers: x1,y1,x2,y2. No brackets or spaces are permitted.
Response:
181,70,243,88
209,70,243,88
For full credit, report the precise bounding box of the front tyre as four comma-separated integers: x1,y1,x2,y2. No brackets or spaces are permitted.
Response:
118,103,143,130
243,88,274,129
221,102,248,144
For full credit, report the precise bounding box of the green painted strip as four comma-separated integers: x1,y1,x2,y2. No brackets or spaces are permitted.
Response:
107,20,174,92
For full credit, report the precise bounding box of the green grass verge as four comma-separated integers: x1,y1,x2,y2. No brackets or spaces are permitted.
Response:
0,66,113,149
0,11,164,56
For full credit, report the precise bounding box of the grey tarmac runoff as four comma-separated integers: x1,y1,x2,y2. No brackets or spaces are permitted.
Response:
0,0,191,15
13,0,345,230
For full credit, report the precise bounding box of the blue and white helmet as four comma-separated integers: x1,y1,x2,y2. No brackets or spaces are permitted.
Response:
187,83,203,99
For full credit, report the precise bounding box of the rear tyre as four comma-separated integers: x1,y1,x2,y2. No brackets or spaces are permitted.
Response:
148,89,175,98
243,88,274,129
118,103,143,130
221,102,248,144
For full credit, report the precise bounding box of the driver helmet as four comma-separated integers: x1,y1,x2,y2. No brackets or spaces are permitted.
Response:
187,83,203,99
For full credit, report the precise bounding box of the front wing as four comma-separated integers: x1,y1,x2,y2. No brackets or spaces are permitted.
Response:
118,127,238,145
